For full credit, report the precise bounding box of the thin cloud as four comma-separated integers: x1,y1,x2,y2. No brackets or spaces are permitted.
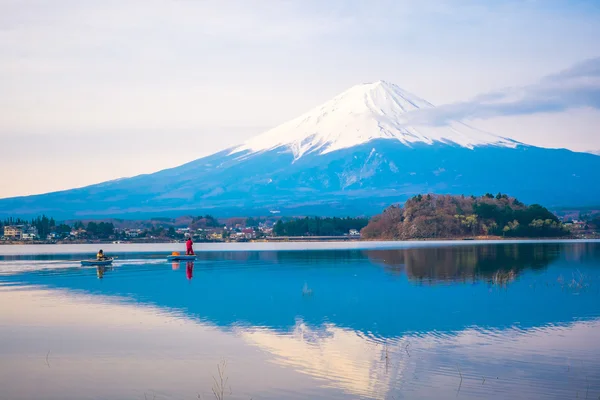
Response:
408,57,600,125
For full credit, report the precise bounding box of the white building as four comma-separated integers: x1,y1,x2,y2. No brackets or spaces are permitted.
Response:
21,232,37,240
125,229,142,238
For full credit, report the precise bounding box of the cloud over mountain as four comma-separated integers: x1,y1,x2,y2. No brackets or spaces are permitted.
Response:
407,57,600,126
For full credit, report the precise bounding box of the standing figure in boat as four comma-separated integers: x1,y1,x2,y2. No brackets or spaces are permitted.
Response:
185,237,194,255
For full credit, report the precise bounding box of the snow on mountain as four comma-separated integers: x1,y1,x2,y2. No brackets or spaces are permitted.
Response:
231,80,518,160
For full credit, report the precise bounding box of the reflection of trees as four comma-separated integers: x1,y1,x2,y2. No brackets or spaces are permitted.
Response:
195,251,277,263
195,250,363,265
195,244,574,284
562,242,600,263
364,244,562,284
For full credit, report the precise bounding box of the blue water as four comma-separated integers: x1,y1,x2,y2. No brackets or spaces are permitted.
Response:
0,241,599,399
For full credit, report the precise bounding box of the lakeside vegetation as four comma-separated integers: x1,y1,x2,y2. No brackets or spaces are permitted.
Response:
361,193,580,240
273,217,368,236
2,193,600,243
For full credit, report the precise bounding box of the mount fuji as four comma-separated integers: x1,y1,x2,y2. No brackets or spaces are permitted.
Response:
232,81,518,158
1,81,599,218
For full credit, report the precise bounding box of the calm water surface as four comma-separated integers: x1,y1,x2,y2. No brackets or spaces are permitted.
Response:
1,241,599,400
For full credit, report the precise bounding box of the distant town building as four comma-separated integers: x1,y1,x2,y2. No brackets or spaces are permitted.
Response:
4,225,24,239
259,225,273,235
3,225,37,240
349,229,360,236
125,229,142,238
22,226,38,240
71,229,86,237
241,228,256,239
209,232,223,240
573,221,587,229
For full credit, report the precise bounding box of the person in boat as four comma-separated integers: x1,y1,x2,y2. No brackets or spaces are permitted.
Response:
96,249,108,261
185,237,194,255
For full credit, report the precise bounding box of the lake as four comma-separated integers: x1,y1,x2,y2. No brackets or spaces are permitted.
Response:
1,241,599,399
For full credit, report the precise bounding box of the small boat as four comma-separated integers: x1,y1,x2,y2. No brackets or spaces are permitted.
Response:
167,255,197,261
81,258,114,266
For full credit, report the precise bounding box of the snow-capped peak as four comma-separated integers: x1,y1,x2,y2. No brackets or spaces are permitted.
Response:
231,80,518,160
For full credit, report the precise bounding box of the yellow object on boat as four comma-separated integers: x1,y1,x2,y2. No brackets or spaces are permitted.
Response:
172,251,180,256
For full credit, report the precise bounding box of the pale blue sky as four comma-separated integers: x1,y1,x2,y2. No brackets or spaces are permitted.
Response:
1,0,599,197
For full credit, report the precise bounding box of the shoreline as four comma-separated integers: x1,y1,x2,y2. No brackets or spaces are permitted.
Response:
1,234,598,246
1,238,599,257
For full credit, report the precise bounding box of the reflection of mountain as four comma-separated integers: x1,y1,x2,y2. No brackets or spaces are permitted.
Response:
239,322,398,399
238,319,600,400
1,243,599,339
365,243,560,284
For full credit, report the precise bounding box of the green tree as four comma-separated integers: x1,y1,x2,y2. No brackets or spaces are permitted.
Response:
273,220,285,236
246,217,259,228
30,215,55,238
87,222,98,237
464,214,478,235
591,215,600,231
56,224,72,236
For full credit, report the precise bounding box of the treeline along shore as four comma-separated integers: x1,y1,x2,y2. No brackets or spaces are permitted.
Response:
1,193,599,244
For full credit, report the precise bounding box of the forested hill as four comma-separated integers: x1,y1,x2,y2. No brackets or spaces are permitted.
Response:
361,193,568,240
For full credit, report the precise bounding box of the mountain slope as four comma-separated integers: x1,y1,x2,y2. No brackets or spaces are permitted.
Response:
1,81,599,218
